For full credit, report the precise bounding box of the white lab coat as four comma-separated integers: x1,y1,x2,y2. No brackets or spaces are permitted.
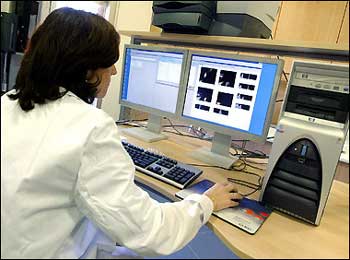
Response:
1,91,213,259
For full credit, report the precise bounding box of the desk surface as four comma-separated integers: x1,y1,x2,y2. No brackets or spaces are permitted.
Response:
120,126,349,259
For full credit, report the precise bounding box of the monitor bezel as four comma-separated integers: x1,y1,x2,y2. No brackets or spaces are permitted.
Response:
119,44,188,119
176,50,285,143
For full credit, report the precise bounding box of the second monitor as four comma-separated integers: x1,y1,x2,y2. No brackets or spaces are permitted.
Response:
178,51,284,168
119,44,187,142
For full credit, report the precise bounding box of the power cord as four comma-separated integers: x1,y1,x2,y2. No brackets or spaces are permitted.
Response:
164,118,184,136
227,178,261,197
115,118,148,126
187,157,265,197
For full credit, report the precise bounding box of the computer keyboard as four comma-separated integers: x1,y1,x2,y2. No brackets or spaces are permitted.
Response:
122,140,203,189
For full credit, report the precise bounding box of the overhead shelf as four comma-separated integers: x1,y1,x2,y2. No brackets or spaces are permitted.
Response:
120,30,349,62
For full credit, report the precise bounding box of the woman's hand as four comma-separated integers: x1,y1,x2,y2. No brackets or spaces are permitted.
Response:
204,182,243,211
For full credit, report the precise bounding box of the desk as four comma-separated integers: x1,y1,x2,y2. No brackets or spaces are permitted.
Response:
120,126,349,259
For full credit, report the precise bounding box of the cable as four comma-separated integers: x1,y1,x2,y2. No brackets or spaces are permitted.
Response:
231,142,269,159
231,158,264,186
166,125,209,139
115,118,148,125
164,118,184,136
227,178,261,197
232,159,247,171
242,188,261,197
227,178,259,189
163,118,213,140
121,122,146,128
244,159,268,165
185,157,264,197
186,163,229,170
281,69,289,82
243,170,263,185
245,163,265,171
163,129,209,141
187,159,262,189
162,124,193,128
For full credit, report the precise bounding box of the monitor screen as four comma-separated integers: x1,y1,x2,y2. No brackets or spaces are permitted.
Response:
120,46,185,114
182,53,281,138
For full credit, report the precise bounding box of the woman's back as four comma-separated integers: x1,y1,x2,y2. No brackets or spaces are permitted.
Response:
1,92,113,258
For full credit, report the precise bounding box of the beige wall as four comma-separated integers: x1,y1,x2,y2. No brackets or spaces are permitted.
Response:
101,1,153,120
274,1,348,43
1,1,11,12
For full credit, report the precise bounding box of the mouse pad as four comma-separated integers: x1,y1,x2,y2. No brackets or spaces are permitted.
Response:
176,179,272,234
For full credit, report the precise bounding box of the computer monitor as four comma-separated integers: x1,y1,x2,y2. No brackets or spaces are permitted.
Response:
177,50,284,168
119,44,188,142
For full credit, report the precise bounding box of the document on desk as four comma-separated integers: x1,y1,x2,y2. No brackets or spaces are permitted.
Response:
176,179,272,234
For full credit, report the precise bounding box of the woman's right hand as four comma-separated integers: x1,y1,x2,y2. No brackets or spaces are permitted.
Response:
204,182,243,211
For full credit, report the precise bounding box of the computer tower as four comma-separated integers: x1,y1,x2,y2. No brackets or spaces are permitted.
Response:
260,61,349,225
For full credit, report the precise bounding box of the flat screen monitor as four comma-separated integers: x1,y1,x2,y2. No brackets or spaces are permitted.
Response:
178,51,284,168
119,44,187,142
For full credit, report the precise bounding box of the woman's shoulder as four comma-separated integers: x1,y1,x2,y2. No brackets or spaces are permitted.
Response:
61,92,115,126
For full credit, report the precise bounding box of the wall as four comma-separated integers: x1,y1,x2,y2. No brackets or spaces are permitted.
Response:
1,1,11,12
274,1,348,43
337,2,349,45
101,1,154,120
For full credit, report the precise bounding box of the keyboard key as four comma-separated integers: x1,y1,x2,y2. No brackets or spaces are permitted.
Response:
179,177,189,184
164,173,175,180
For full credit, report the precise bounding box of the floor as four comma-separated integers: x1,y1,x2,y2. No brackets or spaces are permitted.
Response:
136,182,239,259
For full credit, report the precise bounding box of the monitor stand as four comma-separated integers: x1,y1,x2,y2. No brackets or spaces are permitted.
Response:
191,132,239,169
122,114,168,143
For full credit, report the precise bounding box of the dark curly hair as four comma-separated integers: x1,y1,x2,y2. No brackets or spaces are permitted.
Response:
8,7,120,111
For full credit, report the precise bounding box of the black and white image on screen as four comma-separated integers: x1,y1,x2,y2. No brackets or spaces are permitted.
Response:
213,108,229,116
199,67,217,84
195,104,210,111
239,83,255,91
216,92,234,107
235,103,250,111
218,70,236,88
196,87,213,103
237,93,253,101
240,73,257,80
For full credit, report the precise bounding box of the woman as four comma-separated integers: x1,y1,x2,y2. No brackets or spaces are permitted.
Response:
1,7,242,259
